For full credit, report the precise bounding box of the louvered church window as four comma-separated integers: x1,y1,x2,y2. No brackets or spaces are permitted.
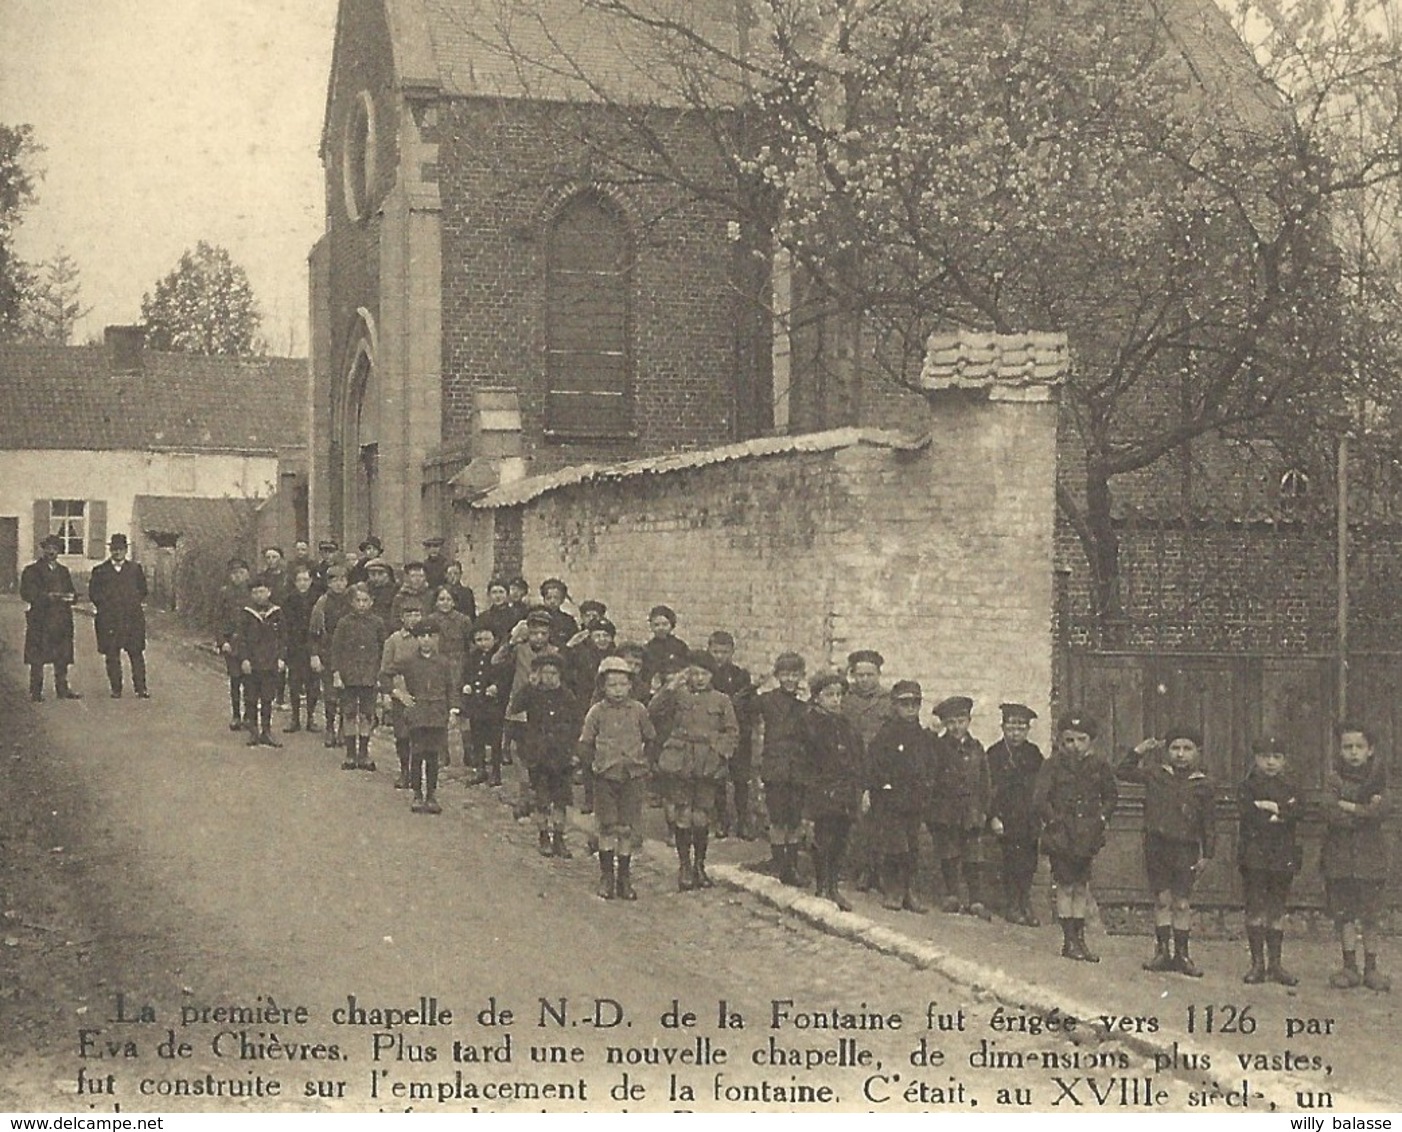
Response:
545,194,633,439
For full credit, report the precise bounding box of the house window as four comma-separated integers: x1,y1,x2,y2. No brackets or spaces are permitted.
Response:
545,194,633,439
50,500,85,556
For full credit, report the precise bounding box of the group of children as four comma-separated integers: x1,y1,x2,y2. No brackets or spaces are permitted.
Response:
212,547,1392,989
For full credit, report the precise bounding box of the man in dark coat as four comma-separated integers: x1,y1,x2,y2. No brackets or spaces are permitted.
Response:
88,533,149,698
21,534,79,701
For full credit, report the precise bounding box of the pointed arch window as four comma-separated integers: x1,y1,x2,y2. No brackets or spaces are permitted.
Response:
545,194,634,439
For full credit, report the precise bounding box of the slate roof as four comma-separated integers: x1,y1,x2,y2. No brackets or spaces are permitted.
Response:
132,495,262,540
0,344,308,453
466,426,928,509
394,0,746,104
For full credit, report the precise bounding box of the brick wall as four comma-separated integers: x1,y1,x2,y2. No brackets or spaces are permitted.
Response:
437,100,765,473
458,386,1061,749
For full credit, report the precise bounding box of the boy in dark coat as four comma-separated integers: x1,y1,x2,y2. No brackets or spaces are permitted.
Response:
461,624,512,786
1323,723,1391,992
927,695,992,918
21,534,79,701
233,580,286,747
216,557,252,728
280,565,321,733
330,583,387,771
1119,727,1216,976
842,650,891,891
444,560,476,622
309,565,353,745
640,605,690,698
426,586,473,765
1237,736,1301,985
539,578,580,649
708,630,757,839
755,652,809,884
386,623,461,814
1033,713,1118,962
509,653,582,858
801,672,866,912
987,703,1044,926
476,578,521,650
866,681,932,913
88,533,149,698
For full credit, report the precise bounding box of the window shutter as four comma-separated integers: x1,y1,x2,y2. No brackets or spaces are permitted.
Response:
87,501,107,559
32,500,50,556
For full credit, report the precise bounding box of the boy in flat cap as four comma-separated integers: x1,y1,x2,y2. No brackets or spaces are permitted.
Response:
579,656,656,899
1237,736,1301,985
640,605,690,699
380,598,427,787
494,609,562,774
365,558,397,624
216,557,252,728
313,539,341,592
1034,714,1118,962
421,536,449,590
866,681,933,913
538,578,579,649
987,703,1045,925
385,622,461,813
708,630,757,840
801,672,867,911
509,652,582,856
648,649,738,890
309,564,354,745
348,536,393,587
329,583,387,770
1120,726,1216,976
927,695,992,918
755,652,809,884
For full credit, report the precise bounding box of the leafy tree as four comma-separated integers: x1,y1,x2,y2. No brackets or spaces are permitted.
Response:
140,240,264,356
22,248,89,344
0,124,40,341
462,0,1402,634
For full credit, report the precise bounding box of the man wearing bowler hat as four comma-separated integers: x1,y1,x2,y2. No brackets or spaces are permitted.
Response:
88,533,150,698
20,533,80,701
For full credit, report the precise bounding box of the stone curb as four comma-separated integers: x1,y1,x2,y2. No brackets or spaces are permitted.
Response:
704,861,1392,1115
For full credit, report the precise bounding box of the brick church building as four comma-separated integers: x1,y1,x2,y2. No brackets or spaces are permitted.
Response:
308,0,772,561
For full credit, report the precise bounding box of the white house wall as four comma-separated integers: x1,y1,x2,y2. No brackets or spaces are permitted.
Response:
1,449,280,577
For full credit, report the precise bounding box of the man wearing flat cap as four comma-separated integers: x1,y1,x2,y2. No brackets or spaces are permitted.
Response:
88,533,149,698
420,536,449,590
987,703,1044,925
20,533,79,701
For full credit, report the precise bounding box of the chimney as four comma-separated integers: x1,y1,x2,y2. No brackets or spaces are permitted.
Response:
105,325,146,374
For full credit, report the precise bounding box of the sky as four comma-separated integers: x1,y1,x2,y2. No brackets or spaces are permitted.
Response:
0,0,339,356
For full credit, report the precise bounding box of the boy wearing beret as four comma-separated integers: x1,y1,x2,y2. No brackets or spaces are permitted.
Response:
1119,726,1216,976
755,652,809,884
509,653,582,857
866,681,933,913
1237,736,1301,985
987,703,1045,926
648,650,738,890
579,656,656,899
802,672,867,911
927,695,992,918
1034,714,1119,962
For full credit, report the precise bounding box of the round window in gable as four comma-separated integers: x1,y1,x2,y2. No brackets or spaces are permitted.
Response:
343,91,377,221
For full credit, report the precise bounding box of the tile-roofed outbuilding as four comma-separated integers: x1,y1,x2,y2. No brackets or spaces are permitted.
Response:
131,495,262,541
0,343,308,453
